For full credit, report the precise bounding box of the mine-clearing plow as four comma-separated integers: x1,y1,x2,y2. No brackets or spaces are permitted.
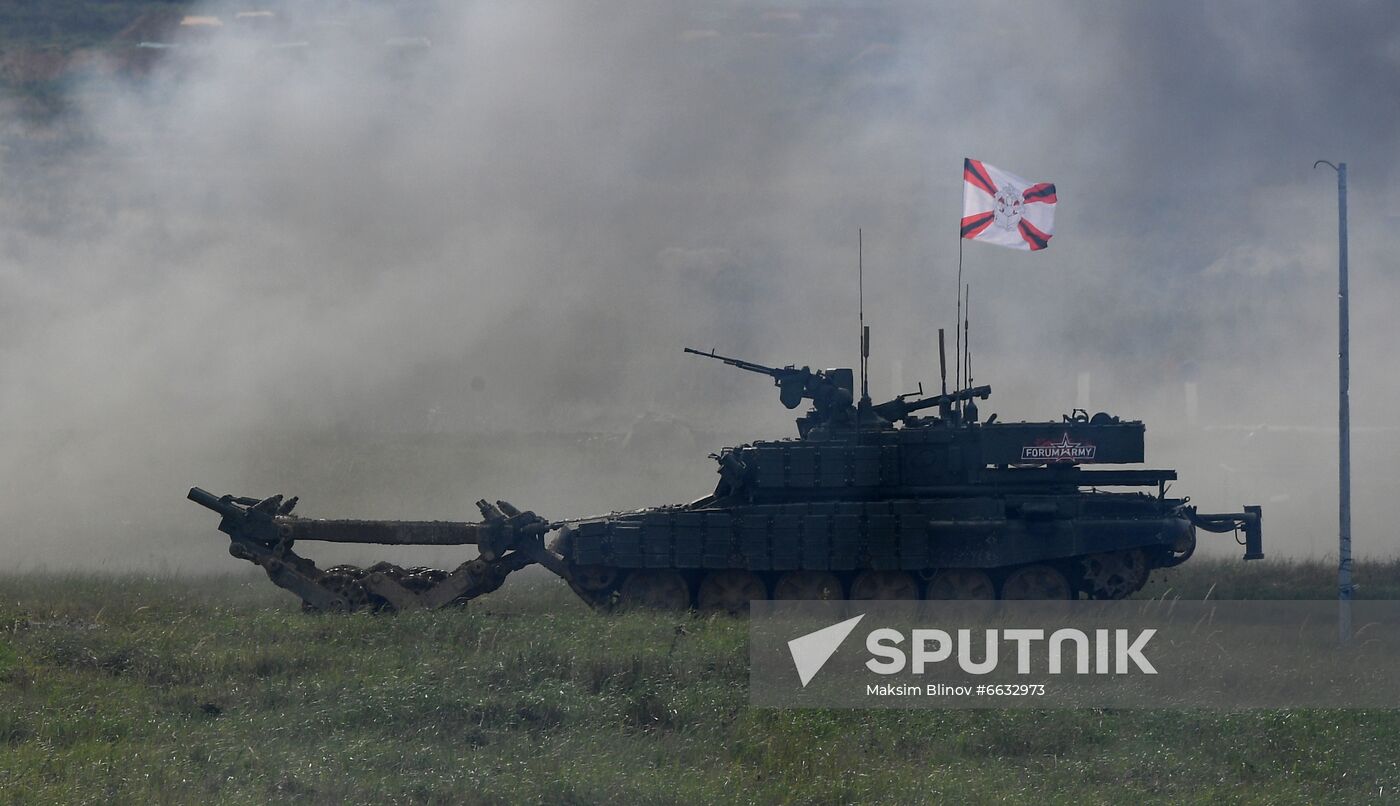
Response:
187,487,586,612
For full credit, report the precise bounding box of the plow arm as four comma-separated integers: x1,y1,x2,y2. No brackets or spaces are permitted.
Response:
1187,504,1264,561
188,487,574,612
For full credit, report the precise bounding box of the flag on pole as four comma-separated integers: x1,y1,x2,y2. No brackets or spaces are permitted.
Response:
961,158,1056,251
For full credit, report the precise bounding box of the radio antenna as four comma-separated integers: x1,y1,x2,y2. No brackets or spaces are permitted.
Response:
858,229,870,407
965,284,972,390
964,284,971,388
961,283,970,413
938,328,948,396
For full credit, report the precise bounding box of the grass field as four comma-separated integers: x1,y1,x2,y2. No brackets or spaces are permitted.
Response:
1,558,1398,804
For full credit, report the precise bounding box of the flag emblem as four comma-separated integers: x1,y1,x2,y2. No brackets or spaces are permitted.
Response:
962,159,1056,251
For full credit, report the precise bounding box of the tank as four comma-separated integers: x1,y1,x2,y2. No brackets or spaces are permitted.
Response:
189,341,1263,613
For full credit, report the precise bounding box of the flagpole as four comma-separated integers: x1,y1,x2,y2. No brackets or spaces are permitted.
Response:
955,236,964,395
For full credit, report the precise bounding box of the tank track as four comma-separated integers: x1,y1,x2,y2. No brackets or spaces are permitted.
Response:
237,548,1160,614
567,545,1168,615
224,530,1165,614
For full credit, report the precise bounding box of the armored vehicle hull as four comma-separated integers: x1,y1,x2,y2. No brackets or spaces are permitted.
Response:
564,494,1194,609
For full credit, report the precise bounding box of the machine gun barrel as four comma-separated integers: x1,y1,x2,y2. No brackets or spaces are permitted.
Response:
683,347,787,377
685,347,835,411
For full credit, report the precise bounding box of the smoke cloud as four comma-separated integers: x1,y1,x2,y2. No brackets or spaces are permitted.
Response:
1,1,1397,569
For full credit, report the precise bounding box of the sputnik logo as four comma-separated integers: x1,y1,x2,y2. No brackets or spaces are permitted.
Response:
788,614,865,687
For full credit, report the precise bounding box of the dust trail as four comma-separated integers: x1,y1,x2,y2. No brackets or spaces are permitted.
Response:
0,1,1395,569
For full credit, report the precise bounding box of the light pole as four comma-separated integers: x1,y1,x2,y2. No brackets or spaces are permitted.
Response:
1314,159,1351,644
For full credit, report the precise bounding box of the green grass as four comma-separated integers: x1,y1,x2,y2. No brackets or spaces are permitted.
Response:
1,561,1398,804
1141,555,1400,600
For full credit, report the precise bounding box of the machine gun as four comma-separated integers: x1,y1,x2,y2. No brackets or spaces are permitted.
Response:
871,384,992,424
684,347,855,414
685,346,996,434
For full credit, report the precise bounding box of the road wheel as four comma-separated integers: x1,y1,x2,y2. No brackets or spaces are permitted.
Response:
618,570,692,611
1000,565,1072,600
1080,550,1149,600
773,571,844,601
697,570,767,614
572,565,620,592
851,570,919,600
926,569,996,600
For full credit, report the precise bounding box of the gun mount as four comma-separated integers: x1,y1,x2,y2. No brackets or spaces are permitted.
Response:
683,346,855,425
684,347,994,437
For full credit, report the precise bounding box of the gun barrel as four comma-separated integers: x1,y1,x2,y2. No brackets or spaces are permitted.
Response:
875,384,993,419
919,384,990,412
683,347,781,376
